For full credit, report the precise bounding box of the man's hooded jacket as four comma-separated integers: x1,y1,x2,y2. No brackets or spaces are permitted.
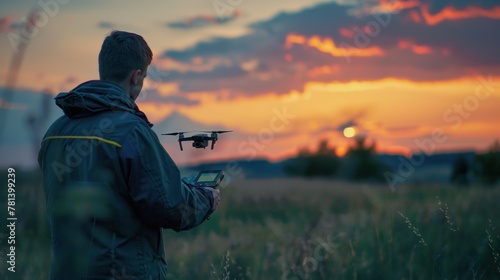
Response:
38,80,214,279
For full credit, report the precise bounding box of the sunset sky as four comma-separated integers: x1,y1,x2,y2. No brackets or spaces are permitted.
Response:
1,0,499,167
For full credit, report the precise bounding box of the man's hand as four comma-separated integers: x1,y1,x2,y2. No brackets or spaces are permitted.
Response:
203,187,220,211
181,174,197,187
182,174,220,210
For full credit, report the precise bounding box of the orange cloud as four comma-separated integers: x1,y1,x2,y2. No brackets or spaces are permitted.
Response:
307,65,340,78
285,33,384,58
408,10,422,23
397,40,433,55
285,33,306,47
420,4,500,26
374,1,500,26
339,27,355,38
360,0,420,16
376,0,420,13
412,45,432,55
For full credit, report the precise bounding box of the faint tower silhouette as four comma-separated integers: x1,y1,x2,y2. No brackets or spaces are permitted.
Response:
0,8,40,142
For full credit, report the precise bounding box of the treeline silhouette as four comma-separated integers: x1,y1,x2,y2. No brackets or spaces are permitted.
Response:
284,137,390,182
451,140,500,186
287,138,500,185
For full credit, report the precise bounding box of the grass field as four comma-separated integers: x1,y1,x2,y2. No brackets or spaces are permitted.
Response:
1,170,500,279
165,178,500,280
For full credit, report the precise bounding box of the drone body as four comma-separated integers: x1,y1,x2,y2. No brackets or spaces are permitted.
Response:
161,130,232,151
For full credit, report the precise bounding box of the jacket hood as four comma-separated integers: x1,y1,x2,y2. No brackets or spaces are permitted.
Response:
55,80,152,126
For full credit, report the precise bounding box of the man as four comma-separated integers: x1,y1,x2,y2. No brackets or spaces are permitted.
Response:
38,30,220,279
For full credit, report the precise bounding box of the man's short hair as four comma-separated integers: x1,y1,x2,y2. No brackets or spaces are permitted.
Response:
98,30,153,82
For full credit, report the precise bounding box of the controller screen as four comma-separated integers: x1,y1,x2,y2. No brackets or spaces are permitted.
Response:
197,172,218,182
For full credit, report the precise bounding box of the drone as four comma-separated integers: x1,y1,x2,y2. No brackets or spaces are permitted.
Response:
161,130,233,151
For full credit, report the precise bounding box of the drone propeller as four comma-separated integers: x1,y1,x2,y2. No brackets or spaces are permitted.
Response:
161,131,193,136
200,130,233,134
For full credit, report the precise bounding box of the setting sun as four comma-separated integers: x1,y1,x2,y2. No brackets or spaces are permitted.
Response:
343,127,357,138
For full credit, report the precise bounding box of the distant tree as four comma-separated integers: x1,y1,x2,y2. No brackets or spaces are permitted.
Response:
284,139,339,177
473,140,500,185
450,155,469,186
338,136,389,182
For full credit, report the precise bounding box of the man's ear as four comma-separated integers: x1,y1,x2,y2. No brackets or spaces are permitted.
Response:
130,69,142,85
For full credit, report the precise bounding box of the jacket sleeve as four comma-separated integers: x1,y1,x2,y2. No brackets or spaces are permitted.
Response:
119,123,214,231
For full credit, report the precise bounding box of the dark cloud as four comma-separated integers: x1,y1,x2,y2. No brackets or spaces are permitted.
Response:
167,10,240,30
139,88,200,106
158,1,500,98
170,64,247,81
97,21,115,29
163,34,259,62
160,95,200,106
420,0,500,13
249,3,354,38
362,3,500,66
